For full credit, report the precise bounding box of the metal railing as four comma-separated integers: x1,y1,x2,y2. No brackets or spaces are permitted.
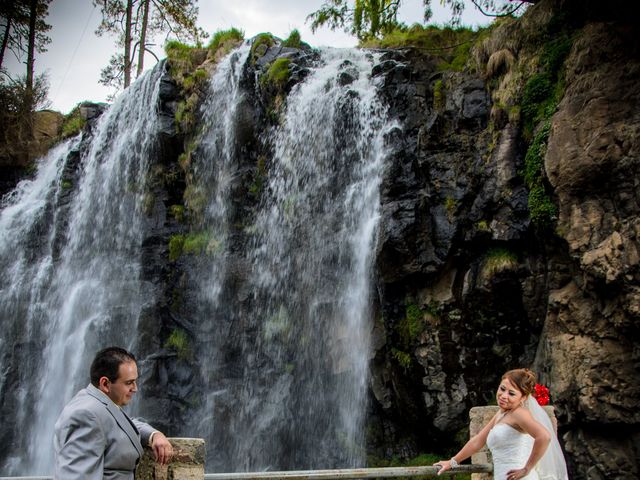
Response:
203,465,492,479
0,464,492,480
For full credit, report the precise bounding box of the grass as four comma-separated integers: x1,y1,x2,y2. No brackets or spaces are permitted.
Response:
369,453,471,479
283,29,303,49
164,329,190,360
482,248,518,277
398,303,426,348
362,24,480,72
391,347,412,371
60,106,86,139
208,27,244,55
263,57,292,89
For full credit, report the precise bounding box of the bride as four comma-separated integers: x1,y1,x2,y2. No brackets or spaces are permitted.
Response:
434,368,568,480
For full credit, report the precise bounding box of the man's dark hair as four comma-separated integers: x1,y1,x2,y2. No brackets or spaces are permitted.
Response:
90,347,136,386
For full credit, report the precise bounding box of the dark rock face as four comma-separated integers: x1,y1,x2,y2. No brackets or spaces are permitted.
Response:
4,8,638,476
364,9,640,480
541,22,640,478
125,19,639,475
367,48,546,456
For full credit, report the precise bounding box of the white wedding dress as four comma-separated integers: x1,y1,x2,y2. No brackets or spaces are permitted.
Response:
487,423,539,480
487,398,569,480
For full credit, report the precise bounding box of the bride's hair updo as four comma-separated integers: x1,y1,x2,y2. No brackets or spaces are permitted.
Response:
502,368,537,396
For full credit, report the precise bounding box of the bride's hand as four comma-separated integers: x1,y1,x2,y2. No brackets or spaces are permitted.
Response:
506,467,530,480
433,460,451,476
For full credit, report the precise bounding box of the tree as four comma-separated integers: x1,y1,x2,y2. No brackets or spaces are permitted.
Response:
308,0,537,38
94,0,206,92
0,0,51,72
308,0,402,40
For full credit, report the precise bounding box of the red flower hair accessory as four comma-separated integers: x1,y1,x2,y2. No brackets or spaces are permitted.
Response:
533,383,550,406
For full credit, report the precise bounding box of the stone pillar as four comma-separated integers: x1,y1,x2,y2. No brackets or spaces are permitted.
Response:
469,406,557,480
137,437,205,480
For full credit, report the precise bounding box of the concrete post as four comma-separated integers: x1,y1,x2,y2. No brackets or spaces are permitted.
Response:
137,437,205,480
469,406,557,480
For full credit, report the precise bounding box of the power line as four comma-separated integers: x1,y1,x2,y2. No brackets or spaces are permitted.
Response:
51,4,97,111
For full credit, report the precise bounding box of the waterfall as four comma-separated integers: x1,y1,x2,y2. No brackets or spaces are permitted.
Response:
190,47,395,471
0,63,165,475
0,46,397,475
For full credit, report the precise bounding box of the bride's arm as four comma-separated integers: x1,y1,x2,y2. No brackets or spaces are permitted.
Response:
433,412,499,475
507,408,551,479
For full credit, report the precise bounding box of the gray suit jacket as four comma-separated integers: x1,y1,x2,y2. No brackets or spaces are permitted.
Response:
53,384,156,480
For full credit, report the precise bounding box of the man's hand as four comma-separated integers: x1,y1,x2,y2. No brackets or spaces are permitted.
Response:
150,432,173,465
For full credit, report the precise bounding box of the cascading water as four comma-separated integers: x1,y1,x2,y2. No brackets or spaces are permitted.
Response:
189,47,396,471
0,45,398,476
0,63,165,475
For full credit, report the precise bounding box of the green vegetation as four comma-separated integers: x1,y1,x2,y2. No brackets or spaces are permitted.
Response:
250,33,276,63
308,0,401,40
482,248,518,277
164,329,190,359
516,19,574,229
169,204,186,223
282,29,303,49
433,79,444,109
391,347,412,371
60,106,86,139
528,181,557,229
263,58,292,89
183,183,208,222
445,196,456,222
520,28,574,140
398,303,426,348
182,231,209,255
361,24,478,72
264,306,292,341
208,27,244,55
249,156,267,197
168,235,185,262
164,40,209,133
168,231,223,261
476,220,490,231
522,121,557,229
369,452,470,479
61,179,73,190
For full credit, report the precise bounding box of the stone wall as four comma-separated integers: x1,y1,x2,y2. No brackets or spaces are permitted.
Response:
137,438,205,480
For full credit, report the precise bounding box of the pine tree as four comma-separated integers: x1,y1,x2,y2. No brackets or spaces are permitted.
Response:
94,0,206,92
307,0,538,39
0,0,51,72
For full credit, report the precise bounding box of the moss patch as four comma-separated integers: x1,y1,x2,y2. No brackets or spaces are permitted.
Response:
164,329,190,360
398,303,426,348
523,121,557,228
262,57,292,90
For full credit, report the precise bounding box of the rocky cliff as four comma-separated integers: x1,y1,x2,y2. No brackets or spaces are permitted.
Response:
365,1,640,477
1,0,638,477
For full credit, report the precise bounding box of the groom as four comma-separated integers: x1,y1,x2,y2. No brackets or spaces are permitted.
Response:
54,346,173,479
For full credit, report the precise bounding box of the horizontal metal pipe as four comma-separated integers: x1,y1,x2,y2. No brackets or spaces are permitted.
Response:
204,465,493,480
0,464,493,480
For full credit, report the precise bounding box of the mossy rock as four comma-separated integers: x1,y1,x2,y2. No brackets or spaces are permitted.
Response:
262,57,292,90
250,33,276,63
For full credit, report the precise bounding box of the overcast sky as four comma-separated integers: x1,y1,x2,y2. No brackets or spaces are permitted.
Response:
5,0,494,114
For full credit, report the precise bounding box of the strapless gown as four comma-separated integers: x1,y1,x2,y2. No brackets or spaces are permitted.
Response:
487,423,539,480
